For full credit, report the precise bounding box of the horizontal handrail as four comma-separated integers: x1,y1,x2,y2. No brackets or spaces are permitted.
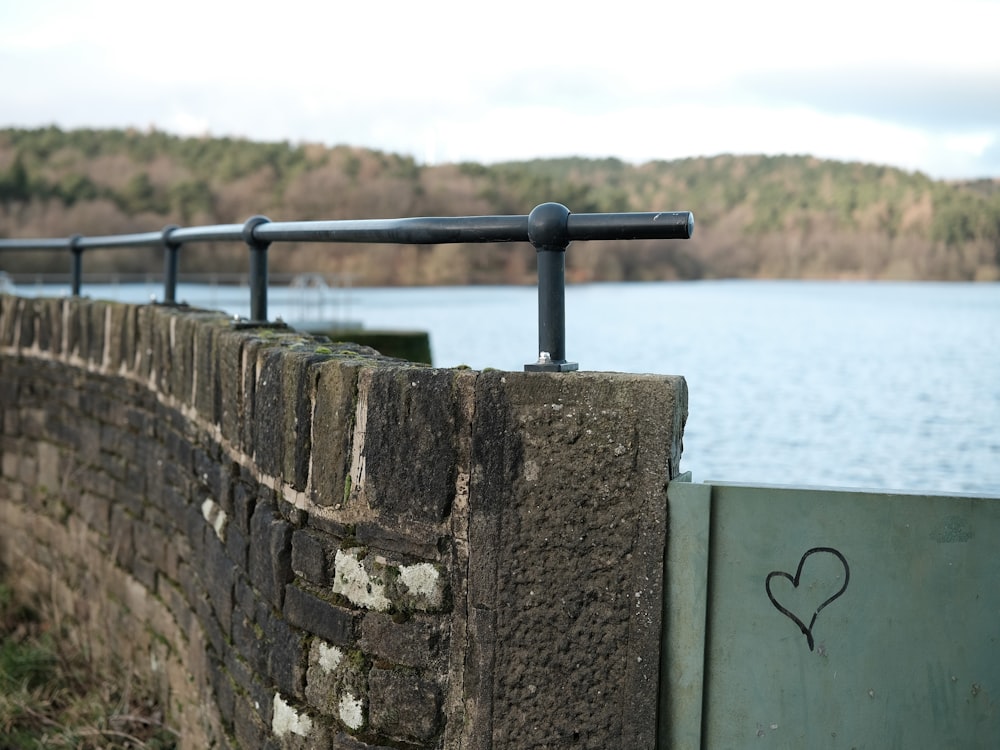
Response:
0,203,694,371
248,211,694,246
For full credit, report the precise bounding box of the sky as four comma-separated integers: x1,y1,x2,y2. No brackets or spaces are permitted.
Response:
2,0,999,180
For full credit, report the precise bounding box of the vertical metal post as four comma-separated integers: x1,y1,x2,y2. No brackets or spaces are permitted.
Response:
242,215,272,323
525,203,578,372
69,234,83,296
162,224,180,304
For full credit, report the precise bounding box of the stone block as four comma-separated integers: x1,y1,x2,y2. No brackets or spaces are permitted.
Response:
207,656,236,733
290,528,331,586
18,406,47,441
175,558,205,617
35,441,61,495
133,517,169,570
180,504,208,566
1,440,22,481
65,300,86,362
162,531,191,586
194,589,226,657
248,502,293,609
239,335,266,458
262,606,308,698
0,294,16,347
159,578,195,638
233,692,270,750
16,451,37,488
16,296,35,350
77,491,110,536
109,504,136,570
283,584,356,646
157,310,190,402
307,359,360,508
161,425,194,476
222,646,255,711
88,301,112,367
194,314,229,424
360,612,441,669
367,667,442,744
465,369,687,749
354,521,443,562
252,346,286,480
271,691,330,749
103,302,131,374
231,602,268,676
232,476,257,534
131,554,159,593
283,352,324,493
233,569,257,617
58,300,78,360
303,512,352,540
31,297,53,353
2,403,19,439
44,298,66,357
194,446,228,504
204,532,236,634
225,518,249,571
133,305,156,382
79,464,116,502
359,367,460,525
303,638,371,729
157,478,189,529
146,306,172,392
215,327,246,450
99,423,130,463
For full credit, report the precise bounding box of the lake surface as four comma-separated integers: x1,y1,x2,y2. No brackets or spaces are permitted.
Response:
11,280,1000,497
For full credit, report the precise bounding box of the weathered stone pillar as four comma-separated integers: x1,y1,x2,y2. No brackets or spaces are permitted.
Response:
458,370,687,748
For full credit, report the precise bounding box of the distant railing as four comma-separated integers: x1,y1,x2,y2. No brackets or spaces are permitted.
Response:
0,203,694,371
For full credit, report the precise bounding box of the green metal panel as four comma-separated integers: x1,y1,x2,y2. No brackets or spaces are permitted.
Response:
662,481,1000,749
660,476,711,749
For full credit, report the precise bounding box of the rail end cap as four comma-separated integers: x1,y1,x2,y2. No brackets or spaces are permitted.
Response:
242,215,272,247
161,224,181,248
527,202,571,249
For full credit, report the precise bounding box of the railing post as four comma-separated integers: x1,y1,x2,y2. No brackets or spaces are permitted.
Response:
525,202,578,372
68,234,83,296
161,224,180,304
242,215,271,323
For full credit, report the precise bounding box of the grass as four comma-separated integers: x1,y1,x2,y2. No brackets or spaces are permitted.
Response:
0,575,177,749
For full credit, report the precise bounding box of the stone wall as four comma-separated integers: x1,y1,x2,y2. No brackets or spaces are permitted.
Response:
0,294,687,749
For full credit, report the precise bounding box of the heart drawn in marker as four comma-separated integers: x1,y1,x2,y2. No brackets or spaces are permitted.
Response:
766,547,850,651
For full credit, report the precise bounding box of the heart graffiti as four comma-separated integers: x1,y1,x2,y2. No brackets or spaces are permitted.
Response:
765,547,850,651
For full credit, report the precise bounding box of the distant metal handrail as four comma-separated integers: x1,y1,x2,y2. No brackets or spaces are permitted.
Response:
0,203,694,371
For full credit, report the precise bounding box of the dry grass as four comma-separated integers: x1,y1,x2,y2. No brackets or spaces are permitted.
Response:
0,574,177,750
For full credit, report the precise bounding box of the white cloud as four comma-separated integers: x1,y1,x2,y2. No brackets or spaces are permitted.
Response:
168,111,212,137
1,0,998,178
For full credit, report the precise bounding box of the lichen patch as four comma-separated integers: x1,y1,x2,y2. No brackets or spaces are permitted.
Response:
272,693,313,738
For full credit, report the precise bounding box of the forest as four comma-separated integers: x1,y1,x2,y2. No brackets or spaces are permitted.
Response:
1,126,999,284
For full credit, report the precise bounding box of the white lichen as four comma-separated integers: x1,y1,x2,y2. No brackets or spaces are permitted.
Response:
317,642,344,673
339,692,365,730
332,548,391,611
200,498,227,541
398,562,443,607
272,693,313,737
523,459,540,482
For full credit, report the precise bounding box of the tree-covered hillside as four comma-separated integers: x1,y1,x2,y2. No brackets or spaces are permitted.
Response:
1,127,998,283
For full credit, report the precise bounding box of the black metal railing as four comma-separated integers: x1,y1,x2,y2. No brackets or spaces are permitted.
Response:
0,203,694,371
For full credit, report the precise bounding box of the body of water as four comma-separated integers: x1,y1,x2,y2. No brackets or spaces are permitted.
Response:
10,280,1000,497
